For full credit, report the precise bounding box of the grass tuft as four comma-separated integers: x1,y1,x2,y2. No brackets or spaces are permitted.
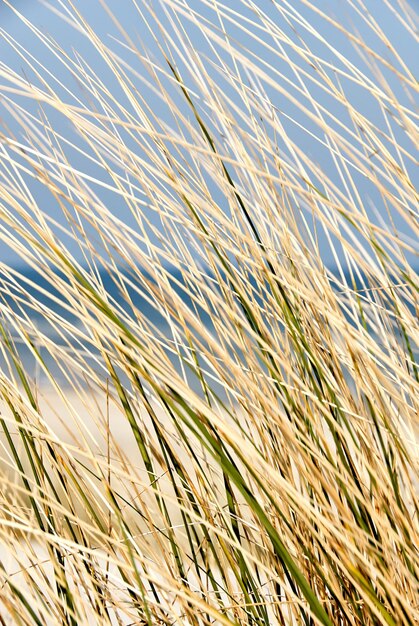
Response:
0,1,417,624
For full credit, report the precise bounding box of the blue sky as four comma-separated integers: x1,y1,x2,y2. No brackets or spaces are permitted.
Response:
0,0,417,269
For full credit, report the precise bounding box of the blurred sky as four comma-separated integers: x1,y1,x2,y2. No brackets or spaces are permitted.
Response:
0,0,417,269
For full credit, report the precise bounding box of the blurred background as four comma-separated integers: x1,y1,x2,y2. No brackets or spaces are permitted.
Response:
0,0,417,269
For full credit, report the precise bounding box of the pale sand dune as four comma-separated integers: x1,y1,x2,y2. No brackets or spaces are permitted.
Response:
0,381,227,541
0,537,197,626
0,384,232,623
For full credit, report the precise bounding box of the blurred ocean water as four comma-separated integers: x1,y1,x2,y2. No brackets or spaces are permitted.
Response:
0,265,416,395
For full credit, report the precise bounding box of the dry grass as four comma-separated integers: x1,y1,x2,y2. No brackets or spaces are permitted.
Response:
0,1,417,624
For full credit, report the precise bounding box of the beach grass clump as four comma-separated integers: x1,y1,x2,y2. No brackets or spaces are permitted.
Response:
0,1,417,624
